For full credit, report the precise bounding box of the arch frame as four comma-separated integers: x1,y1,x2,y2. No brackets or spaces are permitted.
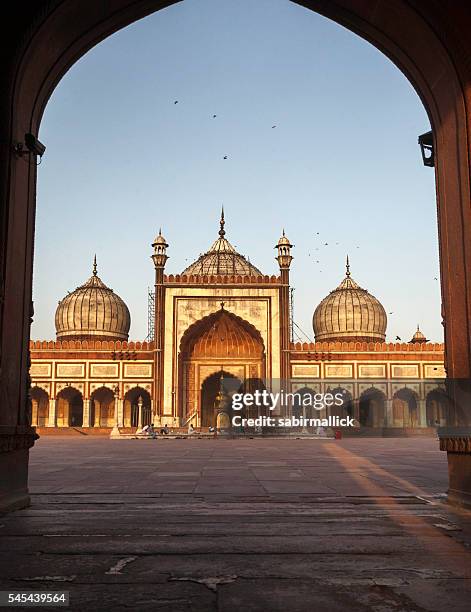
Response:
359,387,387,428
56,385,84,427
178,310,266,424
1,0,471,511
123,386,152,428
392,387,420,428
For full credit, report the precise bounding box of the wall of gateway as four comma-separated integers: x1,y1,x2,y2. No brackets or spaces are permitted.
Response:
161,286,282,423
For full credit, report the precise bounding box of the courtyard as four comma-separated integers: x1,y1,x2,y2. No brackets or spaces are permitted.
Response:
1,436,471,611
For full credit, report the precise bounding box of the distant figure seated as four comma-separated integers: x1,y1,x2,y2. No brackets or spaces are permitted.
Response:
188,423,195,435
160,424,170,435
209,426,215,433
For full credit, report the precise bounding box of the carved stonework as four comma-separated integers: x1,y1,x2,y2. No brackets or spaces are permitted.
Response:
0,427,38,453
439,436,471,453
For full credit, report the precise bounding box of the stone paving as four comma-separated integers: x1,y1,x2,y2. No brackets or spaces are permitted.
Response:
1,437,471,611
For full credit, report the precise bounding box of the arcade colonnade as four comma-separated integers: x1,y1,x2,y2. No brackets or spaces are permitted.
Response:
30,383,153,429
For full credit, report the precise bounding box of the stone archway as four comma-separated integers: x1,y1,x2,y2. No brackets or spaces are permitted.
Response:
359,388,386,428
30,387,49,427
393,388,419,428
179,308,265,425
426,388,450,428
56,387,84,427
2,1,471,510
329,387,354,420
123,387,152,428
90,387,114,428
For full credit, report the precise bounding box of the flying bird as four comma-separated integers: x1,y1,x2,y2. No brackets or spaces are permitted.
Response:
395,336,401,341
434,277,438,280
223,155,228,160
324,243,328,246
174,100,178,104
272,125,277,129
389,312,394,314
213,114,217,118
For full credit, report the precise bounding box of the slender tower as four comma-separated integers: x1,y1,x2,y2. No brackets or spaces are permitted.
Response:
151,230,169,421
275,230,293,387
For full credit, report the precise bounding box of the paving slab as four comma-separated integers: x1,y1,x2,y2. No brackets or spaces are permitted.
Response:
0,437,470,611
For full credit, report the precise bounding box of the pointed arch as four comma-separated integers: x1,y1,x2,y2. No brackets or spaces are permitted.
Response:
180,309,265,359
178,309,265,426
123,386,152,428
56,386,83,427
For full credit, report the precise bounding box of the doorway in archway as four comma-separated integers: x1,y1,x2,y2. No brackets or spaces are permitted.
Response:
56,387,84,427
200,371,242,428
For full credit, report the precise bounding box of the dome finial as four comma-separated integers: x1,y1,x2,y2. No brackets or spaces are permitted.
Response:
219,206,225,237
346,255,351,277
93,254,97,276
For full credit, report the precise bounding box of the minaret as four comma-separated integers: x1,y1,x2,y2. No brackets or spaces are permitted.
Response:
275,230,293,386
151,229,169,421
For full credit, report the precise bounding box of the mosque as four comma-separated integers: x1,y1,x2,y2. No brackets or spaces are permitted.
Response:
29,212,446,433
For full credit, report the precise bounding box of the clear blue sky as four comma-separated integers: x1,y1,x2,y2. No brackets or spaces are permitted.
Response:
33,0,439,342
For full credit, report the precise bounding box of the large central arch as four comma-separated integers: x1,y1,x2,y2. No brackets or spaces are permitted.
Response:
2,0,471,510
178,308,265,426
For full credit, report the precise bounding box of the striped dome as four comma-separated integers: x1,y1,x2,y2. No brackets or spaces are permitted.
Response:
55,258,130,341
313,259,387,343
181,209,262,277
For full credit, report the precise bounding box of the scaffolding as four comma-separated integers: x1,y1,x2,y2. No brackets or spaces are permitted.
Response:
289,286,314,343
147,288,155,341
290,287,295,342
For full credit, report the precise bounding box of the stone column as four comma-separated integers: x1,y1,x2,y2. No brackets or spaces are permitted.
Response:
417,399,427,428
137,396,143,429
31,400,38,427
353,399,360,424
94,400,101,427
150,400,160,427
116,398,124,428
47,399,56,427
82,399,90,428
440,432,471,509
384,399,394,428
110,386,122,438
